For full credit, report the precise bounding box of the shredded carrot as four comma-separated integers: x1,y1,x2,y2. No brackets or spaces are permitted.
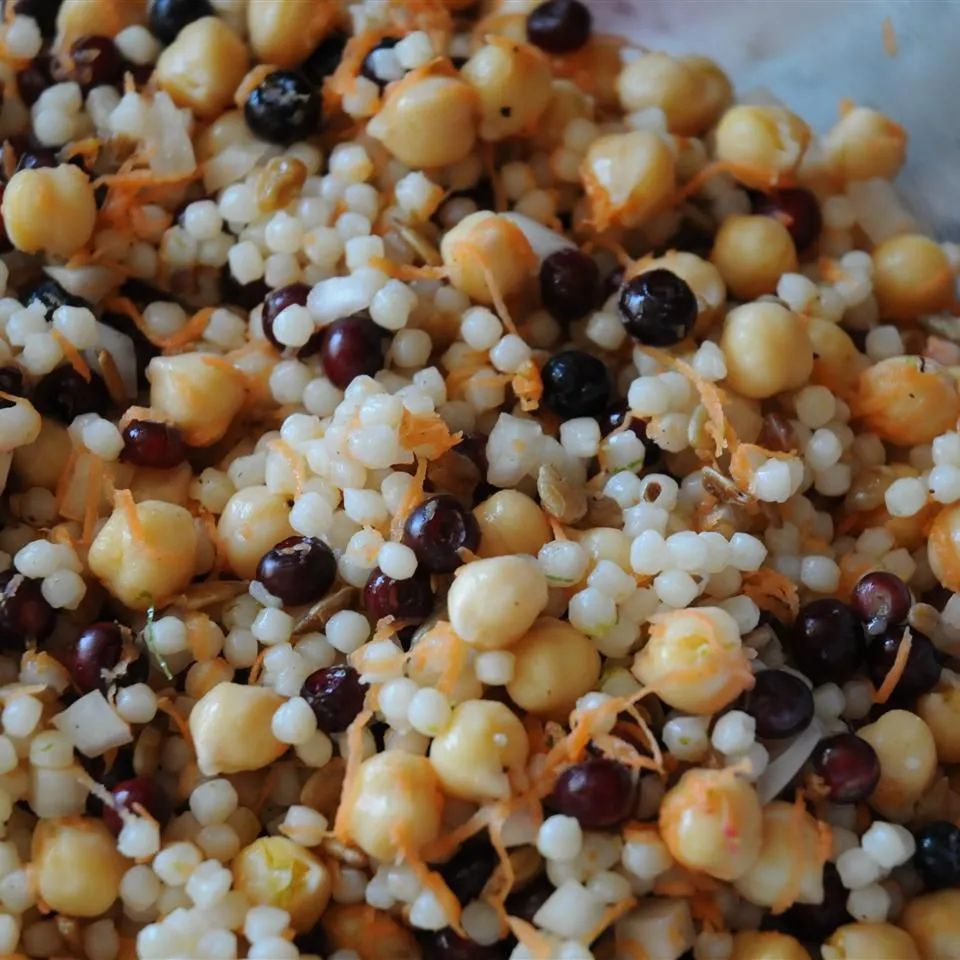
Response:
369,256,446,281
247,649,267,686
742,568,801,621
422,805,492,862
50,330,92,382
155,697,194,752
505,917,554,960
54,447,80,515
267,439,307,497
771,793,813,915
486,808,516,917
234,64,278,109
874,626,913,703
408,621,466,696
332,707,373,844
395,833,465,936
580,896,637,946
389,457,428,541
479,258,517,335
882,17,898,57
729,442,796,495
398,409,462,460
670,159,793,205
511,360,543,412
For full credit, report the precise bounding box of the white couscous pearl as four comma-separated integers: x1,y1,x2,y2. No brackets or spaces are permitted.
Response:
271,697,319,745
537,815,583,862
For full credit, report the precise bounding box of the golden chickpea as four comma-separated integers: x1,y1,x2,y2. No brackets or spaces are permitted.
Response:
825,107,907,182
632,607,754,714
189,683,287,776
574,527,632,577
720,301,814,399
731,931,808,960
346,752,443,861
581,131,676,231
196,110,251,162
2,165,97,258
710,215,798,300
507,617,601,719
449,556,548,652
462,39,552,141
147,353,247,447
56,0,145,48
855,356,959,446
247,0,335,69
367,73,478,169
217,486,295,580
872,233,954,321
928,504,960,592
659,768,763,880
441,211,538,306
858,709,937,821
32,818,126,917
617,53,730,136
322,904,422,960
901,889,960,960
474,490,551,558
429,699,529,802
407,628,483,704
232,836,331,932
631,252,726,333
808,317,867,400
534,79,593,149
917,682,960,763
155,17,250,119
88,497,198,609
714,105,811,188
734,801,826,909
12,419,70,490
824,922,920,960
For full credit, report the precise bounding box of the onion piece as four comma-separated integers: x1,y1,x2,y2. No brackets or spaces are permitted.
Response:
53,691,133,757
44,264,124,305
502,212,575,263
847,178,918,244
756,716,823,804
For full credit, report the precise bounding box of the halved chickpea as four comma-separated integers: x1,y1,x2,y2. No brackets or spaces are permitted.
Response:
247,0,336,69
824,922,920,960
710,215,798,300
322,904,422,960
474,490,552,558
659,768,763,880
732,931,809,960
56,0,145,48
720,301,814,400
232,836,331,931
148,353,247,447
872,233,954,321
807,316,867,400
630,251,726,333
217,486,295,580
858,709,937,821
900,890,960,960
462,38,552,141
429,699,529,802
441,211,538,306
155,17,250,119
581,131,676,231
632,607,753,714
88,497,198,609
855,356,959,446
32,817,126,917
917,681,960,763
714,105,811,188
507,617,600,719
346,752,443,861
825,107,907,182
733,801,826,909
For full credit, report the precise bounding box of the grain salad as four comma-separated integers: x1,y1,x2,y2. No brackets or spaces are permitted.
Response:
0,0,954,958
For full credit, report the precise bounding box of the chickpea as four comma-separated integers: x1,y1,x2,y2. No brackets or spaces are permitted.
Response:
824,922,920,960
808,317,867,400
155,17,250,119
196,110,252,162
574,527,633,579
825,107,907,182
731,932,808,960
2,165,97,258
217,486,295,580
615,899,695,960
367,72,477,169
714,105,811,188
301,758,346,822
189,683,287,776
232,836,331,932
12,419,70,490
631,251,726,333
148,353,246,447
710,215,798,300
429,699,529,802
720,301,813,399
534,79,593,149
855,356,959,446
929,504,960,593
447,555,549,649
346,752,443,861
247,0,335,69
659,768,763,880
858,709,937,821
917,682,960,763
901,889,960,960
474,490,551,558
407,628,483,704
632,607,753,714
734,801,826,909
322,903,422,960
56,0,145,48
617,53,731,136
88,497,197,609
581,131,676,231
440,211,538,306
872,233,954,321
507,617,601,719
32,817,126,917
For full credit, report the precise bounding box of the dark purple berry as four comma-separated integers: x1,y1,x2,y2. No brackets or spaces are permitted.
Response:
421,929,504,960
300,665,368,733
256,536,337,607
320,312,386,388
402,495,479,574
539,248,600,324
753,188,822,251
102,777,172,836
791,599,865,685
149,0,213,44
526,0,592,54
810,733,881,803
245,70,321,145
0,570,56,648
221,273,271,312
599,404,661,466
363,568,434,624
16,148,59,172
0,366,24,400
541,349,611,420
438,835,498,904
618,269,698,346
16,52,54,106
360,37,400,89
914,820,960,890
33,365,109,422
773,862,851,941
866,627,941,701
505,876,553,923
851,570,912,636
121,420,187,469
302,30,349,86
25,277,89,320
69,622,124,694
546,758,634,828
740,669,815,739
67,36,123,92
261,282,311,350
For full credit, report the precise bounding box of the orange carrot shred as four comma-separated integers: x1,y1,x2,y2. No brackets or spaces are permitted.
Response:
333,707,373,844
883,17,898,57
874,626,913,704
50,330,92,382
